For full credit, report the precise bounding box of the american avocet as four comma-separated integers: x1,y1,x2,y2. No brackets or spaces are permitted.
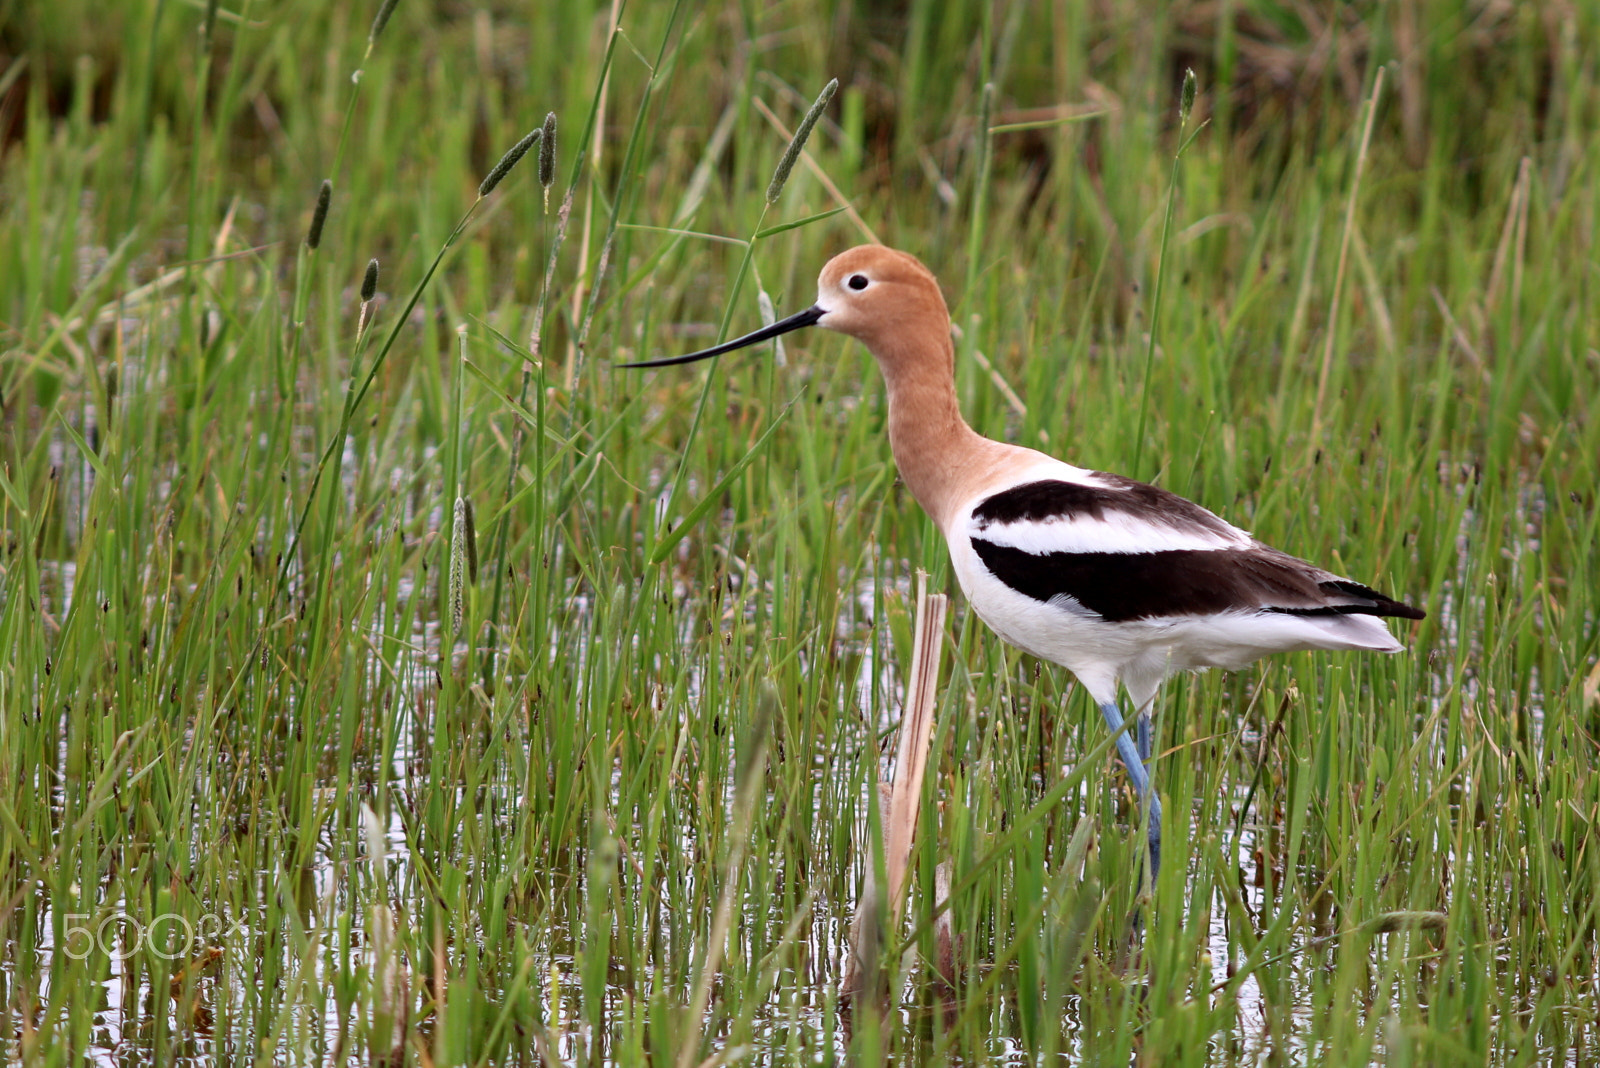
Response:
627,245,1424,882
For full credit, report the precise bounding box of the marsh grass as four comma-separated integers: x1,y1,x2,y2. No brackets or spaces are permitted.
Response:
2,1,1598,1064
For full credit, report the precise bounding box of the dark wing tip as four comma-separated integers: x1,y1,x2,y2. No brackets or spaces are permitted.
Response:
1315,578,1426,619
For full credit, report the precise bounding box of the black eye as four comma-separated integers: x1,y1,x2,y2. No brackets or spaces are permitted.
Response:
847,274,869,291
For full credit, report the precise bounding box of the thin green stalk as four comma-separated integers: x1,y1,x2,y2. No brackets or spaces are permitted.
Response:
218,145,532,722
962,81,996,302
1309,66,1386,458
1131,68,1200,476
674,685,777,1068
646,75,836,562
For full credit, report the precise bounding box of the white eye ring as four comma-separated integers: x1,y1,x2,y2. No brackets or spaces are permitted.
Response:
846,274,870,291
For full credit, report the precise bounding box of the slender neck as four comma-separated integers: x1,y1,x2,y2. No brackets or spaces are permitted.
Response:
875,332,1004,531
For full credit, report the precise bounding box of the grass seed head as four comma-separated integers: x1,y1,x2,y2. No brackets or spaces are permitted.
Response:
1181,67,1197,124
369,0,401,46
449,497,468,632
306,179,332,249
766,78,837,205
479,127,541,197
539,111,557,189
357,259,380,336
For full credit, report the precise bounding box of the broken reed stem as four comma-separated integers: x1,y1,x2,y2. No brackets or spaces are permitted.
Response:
884,579,947,914
844,574,948,1004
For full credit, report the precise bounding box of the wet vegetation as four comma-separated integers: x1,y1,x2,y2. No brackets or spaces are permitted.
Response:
1,0,1597,1063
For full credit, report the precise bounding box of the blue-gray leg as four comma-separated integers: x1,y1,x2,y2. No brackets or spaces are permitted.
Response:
1098,701,1161,882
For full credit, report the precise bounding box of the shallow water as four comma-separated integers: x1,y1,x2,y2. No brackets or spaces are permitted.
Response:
7,496,1592,1066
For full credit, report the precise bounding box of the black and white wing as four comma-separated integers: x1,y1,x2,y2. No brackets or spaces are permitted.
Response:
965,473,1424,624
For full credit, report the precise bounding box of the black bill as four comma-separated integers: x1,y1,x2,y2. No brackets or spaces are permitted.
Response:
621,305,825,368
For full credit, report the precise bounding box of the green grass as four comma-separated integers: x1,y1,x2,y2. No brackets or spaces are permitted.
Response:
2,0,1598,1063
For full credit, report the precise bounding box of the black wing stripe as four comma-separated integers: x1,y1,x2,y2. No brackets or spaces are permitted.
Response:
970,540,1425,623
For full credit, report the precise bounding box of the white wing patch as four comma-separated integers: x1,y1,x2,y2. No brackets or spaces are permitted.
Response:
962,463,1252,556
969,508,1248,555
